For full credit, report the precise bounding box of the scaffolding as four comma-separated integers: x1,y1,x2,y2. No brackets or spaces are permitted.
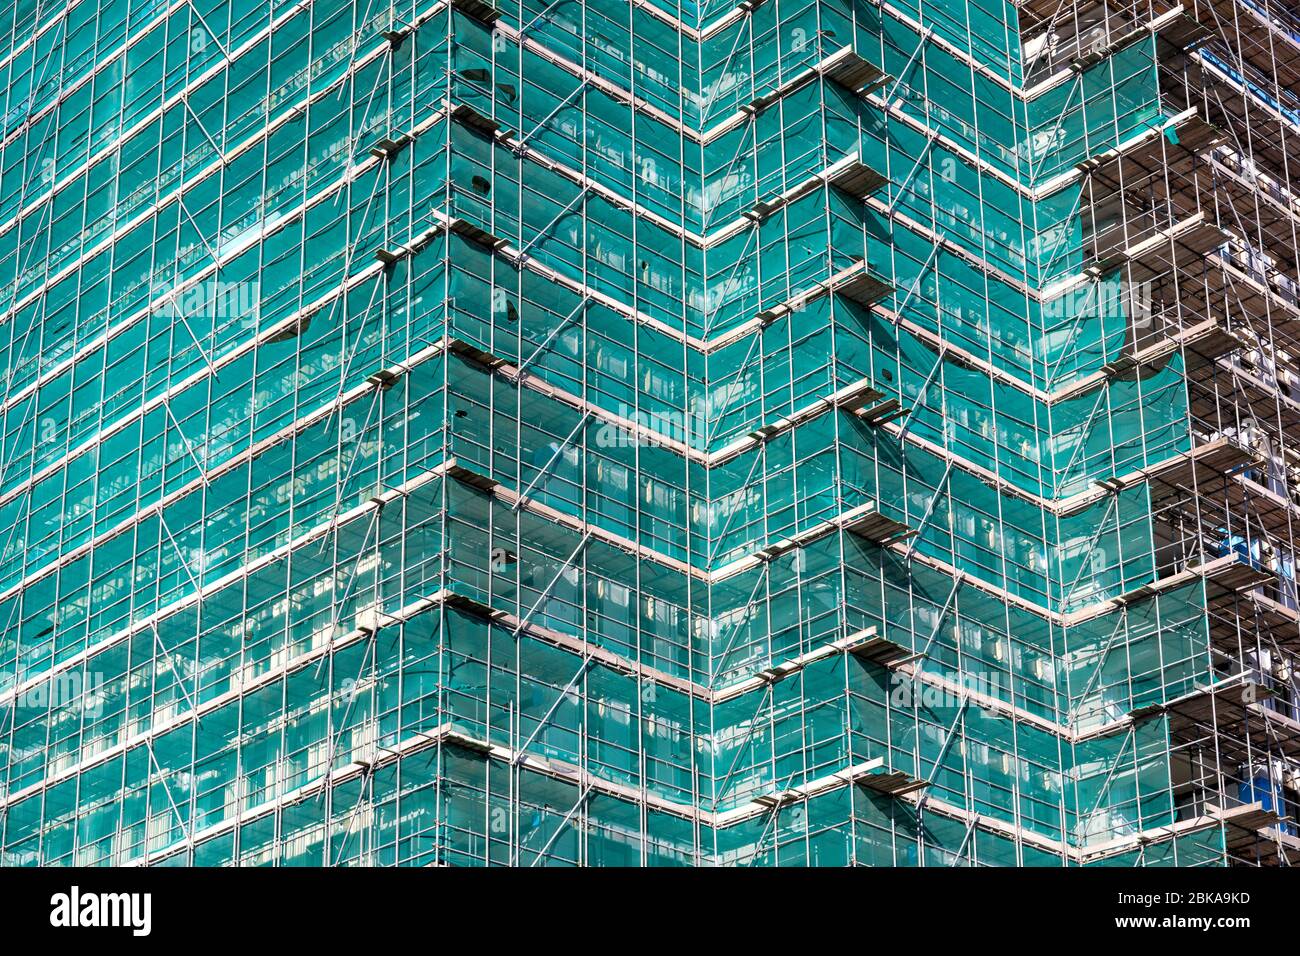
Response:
0,0,1294,867
1020,0,1300,865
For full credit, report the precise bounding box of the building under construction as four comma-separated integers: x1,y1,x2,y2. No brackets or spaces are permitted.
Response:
0,0,1296,866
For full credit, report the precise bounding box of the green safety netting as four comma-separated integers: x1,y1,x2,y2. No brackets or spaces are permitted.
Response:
0,0,1227,866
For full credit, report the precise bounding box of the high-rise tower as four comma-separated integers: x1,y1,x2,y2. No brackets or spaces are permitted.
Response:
0,0,1297,866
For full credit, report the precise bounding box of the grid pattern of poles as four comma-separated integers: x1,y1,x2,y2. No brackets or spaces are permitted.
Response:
0,0,1293,866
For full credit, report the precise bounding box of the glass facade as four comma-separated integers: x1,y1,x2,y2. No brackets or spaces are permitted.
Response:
0,0,1297,866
